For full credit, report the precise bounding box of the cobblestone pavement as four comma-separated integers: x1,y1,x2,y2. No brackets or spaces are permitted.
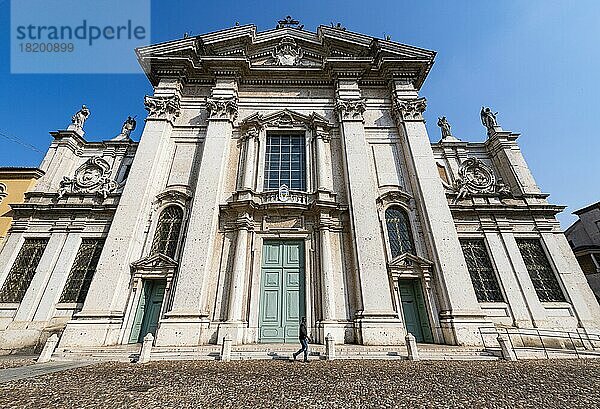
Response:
1,359,599,408
0,356,36,370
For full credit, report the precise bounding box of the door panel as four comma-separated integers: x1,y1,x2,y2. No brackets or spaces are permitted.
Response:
132,280,166,343
399,280,433,343
259,241,304,343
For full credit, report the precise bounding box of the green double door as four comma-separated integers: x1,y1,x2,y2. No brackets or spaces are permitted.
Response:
399,279,433,343
259,241,305,343
129,279,166,343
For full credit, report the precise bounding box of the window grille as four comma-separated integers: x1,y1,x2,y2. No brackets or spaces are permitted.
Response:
150,206,183,259
460,239,504,302
0,238,48,303
516,239,565,302
264,134,306,191
385,207,415,257
59,239,105,304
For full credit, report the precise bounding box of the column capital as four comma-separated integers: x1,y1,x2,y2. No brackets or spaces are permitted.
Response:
206,96,238,122
391,96,427,124
335,98,366,122
240,124,261,141
144,94,181,124
315,127,332,143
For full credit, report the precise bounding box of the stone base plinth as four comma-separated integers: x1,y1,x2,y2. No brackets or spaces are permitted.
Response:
59,318,123,348
154,317,212,347
439,311,493,346
317,321,350,344
354,316,406,345
216,321,246,345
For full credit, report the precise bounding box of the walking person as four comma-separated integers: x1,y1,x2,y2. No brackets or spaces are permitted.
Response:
292,317,311,362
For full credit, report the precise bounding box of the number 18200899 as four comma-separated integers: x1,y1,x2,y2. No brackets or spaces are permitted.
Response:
19,43,74,52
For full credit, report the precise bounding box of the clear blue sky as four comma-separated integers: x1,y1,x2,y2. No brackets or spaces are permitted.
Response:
1,1,598,228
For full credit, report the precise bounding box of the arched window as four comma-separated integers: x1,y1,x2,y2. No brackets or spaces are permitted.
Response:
385,206,415,257
150,206,183,259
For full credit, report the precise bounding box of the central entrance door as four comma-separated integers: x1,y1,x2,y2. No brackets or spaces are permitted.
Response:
399,279,433,343
259,240,305,343
129,279,166,343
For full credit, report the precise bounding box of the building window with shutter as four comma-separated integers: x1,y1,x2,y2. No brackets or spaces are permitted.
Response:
264,134,306,191
516,239,565,302
0,238,49,303
385,206,415,257
460,239,504,302
60,238,105,304
150,206,183,259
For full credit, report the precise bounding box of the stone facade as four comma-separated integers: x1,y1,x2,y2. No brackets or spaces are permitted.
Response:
1,22,599,353
565,202,600,300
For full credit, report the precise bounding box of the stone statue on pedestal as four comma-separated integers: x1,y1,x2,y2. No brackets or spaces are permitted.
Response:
480,107,499,135
71,105,90,131
437,116,452,139
112,116,136,141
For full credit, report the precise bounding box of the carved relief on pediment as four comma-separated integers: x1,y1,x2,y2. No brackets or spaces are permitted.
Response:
251,36,321,67
58,156,119,199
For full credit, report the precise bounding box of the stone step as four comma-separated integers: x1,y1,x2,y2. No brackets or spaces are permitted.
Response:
52,343,499,362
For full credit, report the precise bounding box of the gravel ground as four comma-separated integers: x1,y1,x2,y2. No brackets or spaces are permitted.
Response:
0,357,36,370
1,359,599,408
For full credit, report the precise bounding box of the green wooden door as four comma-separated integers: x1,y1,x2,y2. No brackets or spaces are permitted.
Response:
129,280,166,343
399,279,433,343
259,241,304,343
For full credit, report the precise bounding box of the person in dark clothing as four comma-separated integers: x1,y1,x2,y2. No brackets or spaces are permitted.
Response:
292,317,311,362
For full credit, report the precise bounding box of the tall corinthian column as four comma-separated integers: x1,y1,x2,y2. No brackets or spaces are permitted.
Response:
218,213,252,344
156,77,238,347
390,81,490,345
60,79,182,348
335,79,404,345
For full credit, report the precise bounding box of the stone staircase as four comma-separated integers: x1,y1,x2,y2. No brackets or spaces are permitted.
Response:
52,342,498,362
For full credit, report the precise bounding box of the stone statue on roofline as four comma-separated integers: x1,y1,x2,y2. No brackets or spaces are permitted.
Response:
112,116,136,141
437,116,460,142
70,105,90,132
480,106,499,136
437,116,452,139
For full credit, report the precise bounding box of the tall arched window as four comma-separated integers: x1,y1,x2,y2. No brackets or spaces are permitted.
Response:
385,206,415,257
150,206,183,259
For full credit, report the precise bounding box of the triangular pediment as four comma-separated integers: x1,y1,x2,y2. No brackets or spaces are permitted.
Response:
388,252,433,270
131,253,178,271
136,23,435,87
240,109,332,130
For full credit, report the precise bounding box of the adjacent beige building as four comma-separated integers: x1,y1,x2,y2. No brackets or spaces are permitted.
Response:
1,21,599,354
0,168,44,245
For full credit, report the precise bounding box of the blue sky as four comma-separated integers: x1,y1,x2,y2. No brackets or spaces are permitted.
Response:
0,1,598,227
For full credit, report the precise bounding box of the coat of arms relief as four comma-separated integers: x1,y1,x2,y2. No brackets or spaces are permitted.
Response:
453,157,511,203
58,156,119,199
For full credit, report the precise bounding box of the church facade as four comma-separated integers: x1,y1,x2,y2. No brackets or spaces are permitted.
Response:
1,21,599,353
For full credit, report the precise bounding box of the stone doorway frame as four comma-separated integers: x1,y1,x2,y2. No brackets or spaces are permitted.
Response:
388,253,444,344
119,253,177,344
246,232,314,344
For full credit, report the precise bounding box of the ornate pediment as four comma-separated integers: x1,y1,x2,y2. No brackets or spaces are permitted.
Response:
131,253,178,272
239,109,332,132
136,24,436,87
388,252,433,273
